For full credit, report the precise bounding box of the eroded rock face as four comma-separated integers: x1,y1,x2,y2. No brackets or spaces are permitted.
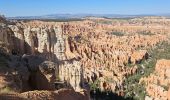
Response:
7,55,31,92
0,55,30,93
58,60,84,91
140,59,170,100
0,22,85,92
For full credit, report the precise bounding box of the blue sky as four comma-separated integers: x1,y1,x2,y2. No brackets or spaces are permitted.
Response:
0,0,170,17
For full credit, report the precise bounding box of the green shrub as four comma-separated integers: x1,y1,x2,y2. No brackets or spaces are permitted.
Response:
89,79,100,90
138,31,154,35
0,86,14,94
110,32,125,36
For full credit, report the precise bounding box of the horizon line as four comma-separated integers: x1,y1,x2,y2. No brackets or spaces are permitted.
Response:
6,12,170,18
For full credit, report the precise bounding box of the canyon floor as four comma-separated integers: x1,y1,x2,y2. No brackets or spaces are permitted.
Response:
0,16,170,100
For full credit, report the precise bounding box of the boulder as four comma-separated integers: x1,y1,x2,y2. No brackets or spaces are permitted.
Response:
30,61,57,90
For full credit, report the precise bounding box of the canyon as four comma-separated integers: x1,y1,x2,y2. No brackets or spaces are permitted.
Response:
0,15,170,100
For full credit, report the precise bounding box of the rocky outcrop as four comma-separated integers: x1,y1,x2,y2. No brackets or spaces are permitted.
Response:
0,89,90,100
0,41,33,93
22,89,89,100
29,61,57,90
0,15,6,23
131,50,148,64
140,59,170,100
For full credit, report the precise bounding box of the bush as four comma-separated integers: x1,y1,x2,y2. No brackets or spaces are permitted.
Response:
138,31,154,35
0,86,14,94
110,32,125,36
89,79,100,90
